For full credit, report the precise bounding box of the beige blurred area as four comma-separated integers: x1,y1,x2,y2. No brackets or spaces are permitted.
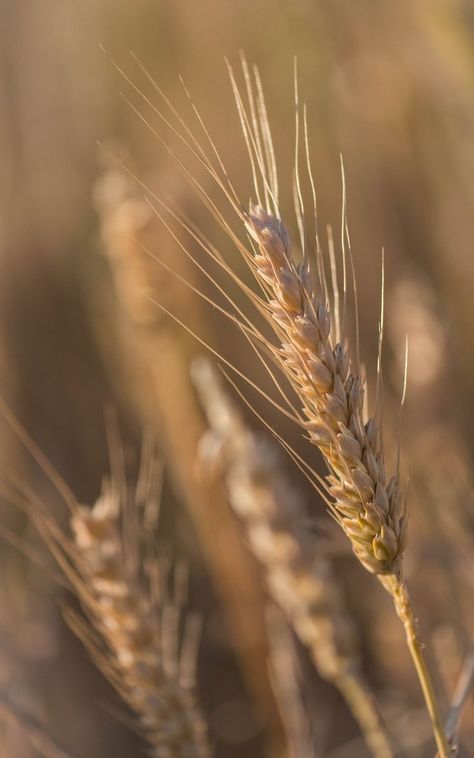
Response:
0,1,473,756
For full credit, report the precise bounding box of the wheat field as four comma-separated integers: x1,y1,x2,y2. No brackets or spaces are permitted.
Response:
0,2,473,757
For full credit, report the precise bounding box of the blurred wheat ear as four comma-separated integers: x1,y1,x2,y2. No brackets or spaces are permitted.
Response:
193,357,395,758
93,166,288,754
66,471,211,758
0,405,211,758
111,53,457,755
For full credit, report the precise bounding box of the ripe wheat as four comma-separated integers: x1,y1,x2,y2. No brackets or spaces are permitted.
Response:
115,56,451,755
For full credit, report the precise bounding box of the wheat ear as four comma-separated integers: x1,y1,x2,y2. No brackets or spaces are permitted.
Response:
244,204,449,756
0,394,210,756
68,479,211,758
193,358,394,758
108,54,450,754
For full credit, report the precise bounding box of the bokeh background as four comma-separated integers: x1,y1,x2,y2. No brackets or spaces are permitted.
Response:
0,1,473,756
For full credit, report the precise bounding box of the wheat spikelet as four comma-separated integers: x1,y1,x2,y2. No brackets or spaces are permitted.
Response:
193,358,394,758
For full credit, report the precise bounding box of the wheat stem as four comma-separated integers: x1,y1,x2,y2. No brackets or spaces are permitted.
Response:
335,672,393,758
381,575,450,757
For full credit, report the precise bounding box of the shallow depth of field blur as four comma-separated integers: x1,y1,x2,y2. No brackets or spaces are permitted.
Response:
0,1,473,756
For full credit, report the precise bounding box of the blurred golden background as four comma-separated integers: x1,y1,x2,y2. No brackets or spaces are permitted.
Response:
0,1,473,756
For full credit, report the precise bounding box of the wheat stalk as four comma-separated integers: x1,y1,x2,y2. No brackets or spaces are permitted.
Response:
243,203,451,755
93,168,288,755
264,604,312,758
108,53,451,754
193,357,394,758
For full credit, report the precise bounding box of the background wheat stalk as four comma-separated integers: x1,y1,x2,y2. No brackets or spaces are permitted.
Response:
193,357,394,758
264,604,312,758
93,170,288,755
